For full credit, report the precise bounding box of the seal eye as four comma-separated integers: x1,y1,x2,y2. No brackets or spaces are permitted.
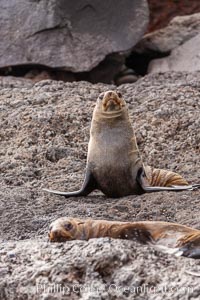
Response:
117,92,122,98
98,93,104,100
64,222,73,231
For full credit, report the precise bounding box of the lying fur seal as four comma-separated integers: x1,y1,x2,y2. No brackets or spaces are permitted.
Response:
44,91,200,198
48,217,200,259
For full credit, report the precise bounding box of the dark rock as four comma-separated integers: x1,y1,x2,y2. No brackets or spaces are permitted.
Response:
76,53,126,84
0,0,149,72
115,68,139,85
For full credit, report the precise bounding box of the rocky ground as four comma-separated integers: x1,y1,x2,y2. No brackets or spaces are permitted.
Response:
0,73,200,299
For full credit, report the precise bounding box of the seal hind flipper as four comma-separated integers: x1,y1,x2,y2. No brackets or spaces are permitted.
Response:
140,185,195,192
43,169,97,198
172,184,200,190
190,184,200,189
137,167,200,193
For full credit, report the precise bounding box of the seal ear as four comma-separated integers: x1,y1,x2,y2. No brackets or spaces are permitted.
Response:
117,91,122,98
64,222,73,231
98,92,104,100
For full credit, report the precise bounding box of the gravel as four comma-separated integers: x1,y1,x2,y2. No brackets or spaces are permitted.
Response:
0,72,200,299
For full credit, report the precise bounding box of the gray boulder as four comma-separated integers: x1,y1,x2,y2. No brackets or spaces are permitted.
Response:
0,0,149,72
135,13,200,54
148,33,200,73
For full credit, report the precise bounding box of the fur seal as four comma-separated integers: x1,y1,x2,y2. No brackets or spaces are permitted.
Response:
44,91,200,198
48,217,200,259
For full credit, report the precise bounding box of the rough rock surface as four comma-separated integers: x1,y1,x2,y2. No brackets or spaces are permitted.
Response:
1,240,200,300
135,13,200,54
0,73,200,299
148,33,200,73
0,0,148,72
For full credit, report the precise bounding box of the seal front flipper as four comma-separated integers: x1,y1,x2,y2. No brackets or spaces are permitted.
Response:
43,169,97,198
136,167,199,193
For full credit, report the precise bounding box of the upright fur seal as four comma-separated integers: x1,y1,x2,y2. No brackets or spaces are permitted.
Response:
44,91,200,198
49,217,200,259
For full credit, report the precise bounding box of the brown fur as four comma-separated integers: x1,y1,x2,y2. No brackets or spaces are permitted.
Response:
49,217,200,253
145,166,189,187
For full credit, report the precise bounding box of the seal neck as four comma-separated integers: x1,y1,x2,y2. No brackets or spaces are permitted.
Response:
93,107,127,120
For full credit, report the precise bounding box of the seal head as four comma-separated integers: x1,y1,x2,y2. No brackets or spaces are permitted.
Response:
98,91,125,112
48,218,84,242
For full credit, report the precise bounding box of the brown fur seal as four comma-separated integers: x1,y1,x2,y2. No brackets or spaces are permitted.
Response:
44,91,200,197
48,217,200,259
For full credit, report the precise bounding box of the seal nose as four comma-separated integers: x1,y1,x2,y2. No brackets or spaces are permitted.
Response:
48,228,60,241
102,91,122,112
106,91,117,99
